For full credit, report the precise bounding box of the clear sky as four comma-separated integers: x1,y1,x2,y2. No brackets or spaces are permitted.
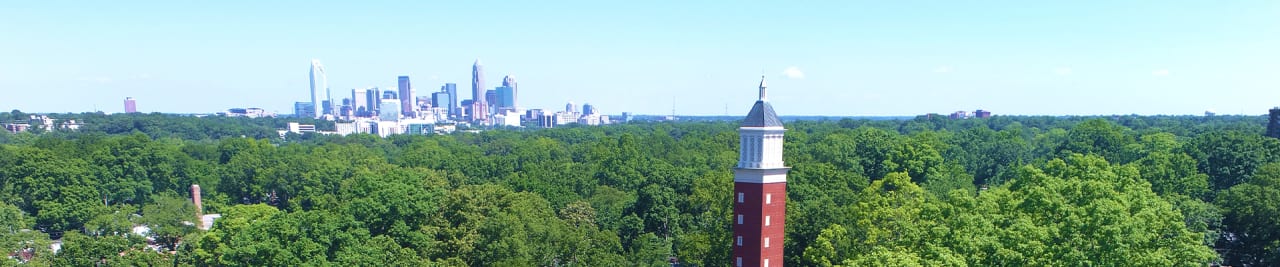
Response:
2,1,1277,116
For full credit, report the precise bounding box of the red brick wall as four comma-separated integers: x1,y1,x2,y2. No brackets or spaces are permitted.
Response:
733,182,787,267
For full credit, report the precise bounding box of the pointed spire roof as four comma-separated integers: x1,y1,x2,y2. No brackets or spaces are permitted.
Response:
742,75,782,127
758,75,768,100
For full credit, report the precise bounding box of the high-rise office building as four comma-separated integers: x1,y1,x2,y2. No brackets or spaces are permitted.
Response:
352,89,369,117
502,75,517,109
123,97,137,113
379,90,399,121
442,83,458,117
340,98,353,118
366,88,380,115
566,101,577,114
582,103,597,115
974,109,992,118
733,76,788,267
472,60,488,121
485,89,497,111
309,60,328,119
496,86,515,111
294,102,316,118
398,76,413,117
433,92,452,115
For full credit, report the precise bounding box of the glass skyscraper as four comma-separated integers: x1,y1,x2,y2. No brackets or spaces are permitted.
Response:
398,76,413,117
472,60,487,121
433,92,452,114
502,75,517,110
442,83,458,117
294,102,315,118
379,90,399,121
309,60,328,119
496,86,515,111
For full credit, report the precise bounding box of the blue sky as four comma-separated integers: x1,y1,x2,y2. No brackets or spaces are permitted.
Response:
1,1,1277,116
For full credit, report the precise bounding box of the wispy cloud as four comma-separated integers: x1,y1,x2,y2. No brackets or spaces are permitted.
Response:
1053,67,1073,76
781,66,805,79
934,66,954,73
1151,69,1170,76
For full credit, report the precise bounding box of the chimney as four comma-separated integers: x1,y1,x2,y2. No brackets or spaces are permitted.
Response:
191,184,203,219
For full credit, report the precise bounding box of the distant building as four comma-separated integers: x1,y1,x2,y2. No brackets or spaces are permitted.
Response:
494,110,521,127
287,122,316,134
351,89,369,117
622,112,633,122
538,112,555,128
1267,107,1280,139
309,60,328,119
472,60,488,122
582,103,598,115
339,98,353,118
226,108,275,118
496,86,515,112
321,100,333,116
442,83,458,118
398,76,414,117
1205,110,1216,117
973,109,992,118
578,114,609,126
553,111,578,126
433,92,452,114
294,102,316,118
366,88,380,115
124,97,138,113
405,123,434,135
3,123,30,133
502,75,517,109
949,110,969,119
485,89,498,110
416,96,431,109
525,109,544,122
379,91,400,121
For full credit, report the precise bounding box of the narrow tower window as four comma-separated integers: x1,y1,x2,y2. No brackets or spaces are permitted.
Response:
737,192,744,203
766,216,771,226
737,214,743,225
765,237,770,248
736,257,743,267
736,236,743,246
766,193,772,204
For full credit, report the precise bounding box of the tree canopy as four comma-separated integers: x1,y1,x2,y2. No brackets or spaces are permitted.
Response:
1,113,1276,266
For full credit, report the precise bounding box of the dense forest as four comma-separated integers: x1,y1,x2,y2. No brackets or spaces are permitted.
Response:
2,112,1279,266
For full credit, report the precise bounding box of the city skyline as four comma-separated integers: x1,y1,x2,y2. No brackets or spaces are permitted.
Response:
1,1,1278,116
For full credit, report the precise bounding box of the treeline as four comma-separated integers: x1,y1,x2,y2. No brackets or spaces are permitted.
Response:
1,110,334,141
1,114,1278,266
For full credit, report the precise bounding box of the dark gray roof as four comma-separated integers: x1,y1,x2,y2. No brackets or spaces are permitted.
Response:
742,100,783,127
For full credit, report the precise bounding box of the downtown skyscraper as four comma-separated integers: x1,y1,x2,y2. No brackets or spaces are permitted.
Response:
442,83,458,117
309,59,329,119
500,75,518,111
471,59,488,121
398,76,413,117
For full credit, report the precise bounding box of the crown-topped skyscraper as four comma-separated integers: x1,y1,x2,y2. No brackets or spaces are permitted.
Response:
732,75,788,267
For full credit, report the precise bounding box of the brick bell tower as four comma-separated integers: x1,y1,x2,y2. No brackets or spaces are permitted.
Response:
732,75,788,267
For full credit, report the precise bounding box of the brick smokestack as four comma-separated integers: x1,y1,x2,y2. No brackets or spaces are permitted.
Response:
192,184,203,219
